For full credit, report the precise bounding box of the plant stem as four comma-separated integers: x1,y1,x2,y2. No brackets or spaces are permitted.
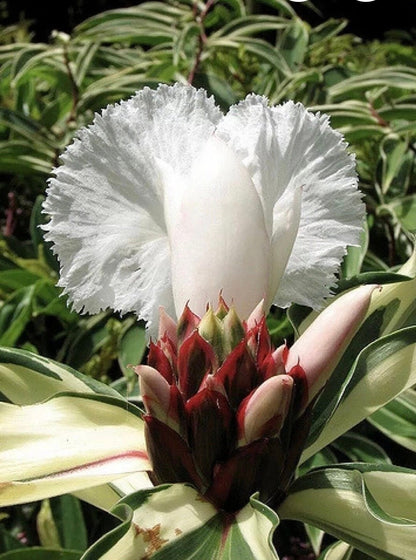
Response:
188,0,215,85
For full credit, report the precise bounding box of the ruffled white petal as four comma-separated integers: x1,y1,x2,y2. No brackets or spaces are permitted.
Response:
217,96,364,309
43,84,222,332
45,83,364,333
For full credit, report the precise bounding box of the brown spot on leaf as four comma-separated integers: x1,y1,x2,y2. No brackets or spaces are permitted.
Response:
134,522,169,557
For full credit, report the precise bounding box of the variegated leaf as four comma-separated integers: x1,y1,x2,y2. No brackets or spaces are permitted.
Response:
279,464,416,560
0,393,149,506
82,484,279,559
0,346,120,405
368,388,416,452
303,326,416,461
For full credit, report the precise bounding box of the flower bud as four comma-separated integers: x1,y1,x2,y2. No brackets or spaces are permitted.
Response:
135,365,171,420
135,365,184,433
285,284,380,408
198,307,224,361
177,303,200,344
177,330,215,400
222,306,245,354
237,374,294,446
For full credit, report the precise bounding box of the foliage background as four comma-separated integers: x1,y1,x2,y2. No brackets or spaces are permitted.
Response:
0,0,415,558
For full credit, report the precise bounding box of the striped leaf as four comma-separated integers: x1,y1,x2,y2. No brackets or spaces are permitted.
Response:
318,541,374,560
0,393,149,506
82,484,279,559
0,346,121,405
302,326,416,461
368,388,416,452
279,464,416,560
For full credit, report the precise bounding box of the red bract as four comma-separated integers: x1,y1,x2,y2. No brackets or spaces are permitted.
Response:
135,301,311,512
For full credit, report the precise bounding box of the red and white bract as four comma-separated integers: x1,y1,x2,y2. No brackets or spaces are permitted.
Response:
136,301,306,512
135,286,377,512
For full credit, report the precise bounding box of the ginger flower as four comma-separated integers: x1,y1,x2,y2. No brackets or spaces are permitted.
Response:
43,83,364,334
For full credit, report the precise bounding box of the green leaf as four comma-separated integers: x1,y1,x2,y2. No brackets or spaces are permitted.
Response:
0,108,56,150
0,549,81,560
210,15,288,39
0,141,53,175
331,432,391,464
366,248,416,335
279,464,416,560
118,322,147,377
278,18,309,70
82,484,279,559
379,136,413,197
0,269,41,293
49,495,88,551
62,313,119,370
340,225,369,280
319,540,374,560
0,284,36,347
297,447,338,478
368,388,416,452
0,393,149,506
383,195,416,233
74,5,183,45
29,195,59,272
328,66,416,101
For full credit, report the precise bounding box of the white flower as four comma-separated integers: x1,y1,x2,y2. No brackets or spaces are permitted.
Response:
43,83,364,334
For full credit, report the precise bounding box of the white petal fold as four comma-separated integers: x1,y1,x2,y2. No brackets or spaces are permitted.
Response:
163,135,270,319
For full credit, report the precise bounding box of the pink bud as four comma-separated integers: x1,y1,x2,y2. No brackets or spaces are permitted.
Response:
285,284,380,407
147,340,175,384
134,365,184,433
260,343,286,380
237,374,294,446
158,306,178,345
135,365,171,418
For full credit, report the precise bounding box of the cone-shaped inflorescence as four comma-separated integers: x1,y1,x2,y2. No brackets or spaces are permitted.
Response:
135,298,312,512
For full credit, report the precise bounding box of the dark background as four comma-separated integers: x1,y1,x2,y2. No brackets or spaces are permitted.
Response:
1,0,415,41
